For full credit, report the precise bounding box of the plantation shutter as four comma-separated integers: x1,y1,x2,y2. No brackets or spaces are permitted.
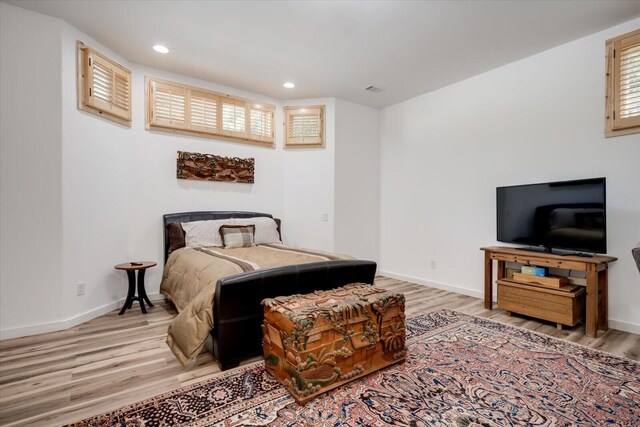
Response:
606,28,640,136
284,106,324,147
112,65,131,120
189,90,218,134
84,49,131,121
145,77,275,146
150,81,187,129
221,98,248,138
613,31,640,130
249,104,274,143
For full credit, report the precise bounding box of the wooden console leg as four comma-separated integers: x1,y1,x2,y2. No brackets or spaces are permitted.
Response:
597,268,608,332
497,260,505,281
586,264,598,338
556,323,563,331
484,252,493,310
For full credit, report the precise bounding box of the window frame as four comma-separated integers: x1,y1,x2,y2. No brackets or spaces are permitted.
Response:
145,76,275,148
605,28,640,138
77,41,132,127
283,105,325,148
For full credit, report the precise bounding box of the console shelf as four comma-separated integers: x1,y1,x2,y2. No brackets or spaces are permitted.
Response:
481,246,617,338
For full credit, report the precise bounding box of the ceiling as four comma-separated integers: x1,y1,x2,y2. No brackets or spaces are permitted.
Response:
6,0,640,108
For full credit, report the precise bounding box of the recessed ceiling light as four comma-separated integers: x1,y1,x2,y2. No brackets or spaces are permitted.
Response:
153,45,169,54
283,82,295,89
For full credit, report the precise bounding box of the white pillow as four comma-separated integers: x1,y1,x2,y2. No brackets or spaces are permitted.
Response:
233,217,281,245
181,219,234,248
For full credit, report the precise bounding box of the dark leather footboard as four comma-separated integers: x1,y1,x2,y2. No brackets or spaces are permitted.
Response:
211,260,377,370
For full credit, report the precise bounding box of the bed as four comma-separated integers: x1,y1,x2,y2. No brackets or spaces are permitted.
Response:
161,211,377,370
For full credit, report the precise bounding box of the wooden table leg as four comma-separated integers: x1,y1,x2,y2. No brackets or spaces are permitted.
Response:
586,264,598,338
136,270,147,315
496,260,505,310
484,252,493,310
497,260,505,281
119,270,136,315
137,269,154,308
597,268,608,332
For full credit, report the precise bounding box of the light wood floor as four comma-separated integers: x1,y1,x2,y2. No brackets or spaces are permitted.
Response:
1,276,639,426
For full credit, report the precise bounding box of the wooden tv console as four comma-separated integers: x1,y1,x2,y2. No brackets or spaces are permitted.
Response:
481,246,617,338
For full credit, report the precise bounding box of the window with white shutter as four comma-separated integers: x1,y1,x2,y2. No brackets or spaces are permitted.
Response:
149,81,187,129
606,28,640,137
221,98,247,137
284,105,325,148
249,104,274,142
145,77,274,146
189,90,218,134
77,41,131,126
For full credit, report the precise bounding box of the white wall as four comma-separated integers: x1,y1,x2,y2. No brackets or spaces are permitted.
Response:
59,31,287,320
8,3,636,338
125,64,285,297
0,3,344,338
0,3,65,333
60,24,286,316
334,99,380,260
59,26,134,322
379,18,640,332
282,98,336,252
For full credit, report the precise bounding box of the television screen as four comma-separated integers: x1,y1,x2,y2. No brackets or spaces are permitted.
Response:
497,178,606,254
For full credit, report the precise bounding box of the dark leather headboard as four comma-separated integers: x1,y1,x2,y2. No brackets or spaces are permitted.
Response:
163,211,281,263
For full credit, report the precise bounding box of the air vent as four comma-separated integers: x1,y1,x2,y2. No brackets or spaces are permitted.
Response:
364,85,382,93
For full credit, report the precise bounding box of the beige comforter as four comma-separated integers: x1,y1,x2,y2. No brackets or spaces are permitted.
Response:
160,243,352,367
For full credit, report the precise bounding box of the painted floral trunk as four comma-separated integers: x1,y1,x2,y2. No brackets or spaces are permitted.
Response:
261,283,406,404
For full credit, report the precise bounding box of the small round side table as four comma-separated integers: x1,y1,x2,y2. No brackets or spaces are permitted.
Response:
114,262,157,315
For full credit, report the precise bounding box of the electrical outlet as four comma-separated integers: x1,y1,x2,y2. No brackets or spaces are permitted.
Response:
76,282,85,296
430,261,437,270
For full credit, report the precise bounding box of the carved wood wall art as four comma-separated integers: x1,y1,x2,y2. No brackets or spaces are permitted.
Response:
176,151,255,183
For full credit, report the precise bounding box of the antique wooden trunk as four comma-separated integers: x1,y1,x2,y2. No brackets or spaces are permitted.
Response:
261,283,406,404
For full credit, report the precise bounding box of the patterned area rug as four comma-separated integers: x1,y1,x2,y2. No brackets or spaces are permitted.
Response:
69,309,640,426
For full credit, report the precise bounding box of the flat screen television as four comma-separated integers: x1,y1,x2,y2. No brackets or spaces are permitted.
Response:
497,178,606,254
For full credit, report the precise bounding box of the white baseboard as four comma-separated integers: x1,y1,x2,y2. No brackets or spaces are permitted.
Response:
378,269,492,301
377,270,640,336
0,293,164,340
608,319,640,335
4,274,639,339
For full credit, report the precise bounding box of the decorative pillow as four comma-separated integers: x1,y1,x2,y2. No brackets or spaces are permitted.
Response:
166,222,186,255
181,219,234,248
233,217,281,245
219,225,256,249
